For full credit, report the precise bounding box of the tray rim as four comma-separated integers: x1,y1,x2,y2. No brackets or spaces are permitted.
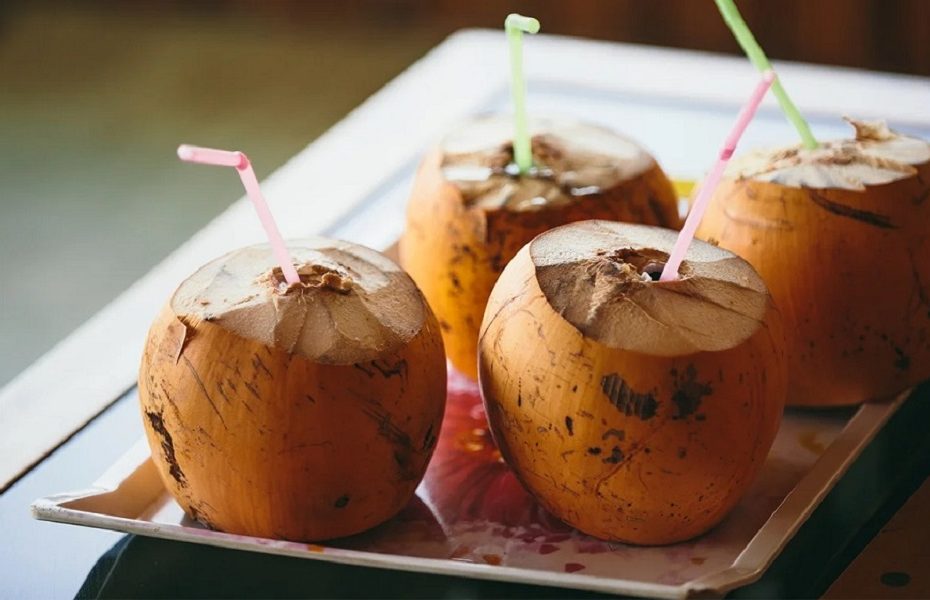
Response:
32,391,908,599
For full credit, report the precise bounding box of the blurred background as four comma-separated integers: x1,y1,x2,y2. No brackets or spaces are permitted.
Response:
1,0,928,388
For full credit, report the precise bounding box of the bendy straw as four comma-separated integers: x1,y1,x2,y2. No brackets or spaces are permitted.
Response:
660,70,775,282
177,145,301,286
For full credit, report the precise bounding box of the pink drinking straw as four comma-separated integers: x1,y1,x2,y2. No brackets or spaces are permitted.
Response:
659,70,776,282
177,145,301,286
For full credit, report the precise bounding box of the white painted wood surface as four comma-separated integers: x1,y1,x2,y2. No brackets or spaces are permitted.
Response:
3,29,929,491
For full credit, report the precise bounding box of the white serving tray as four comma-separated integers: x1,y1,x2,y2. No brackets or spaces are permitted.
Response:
33,371,906,599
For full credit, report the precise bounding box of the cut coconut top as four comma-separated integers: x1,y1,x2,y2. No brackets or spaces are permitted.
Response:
171,238,426,364
531,221,770,356
440,115,657,211
727,118,930,190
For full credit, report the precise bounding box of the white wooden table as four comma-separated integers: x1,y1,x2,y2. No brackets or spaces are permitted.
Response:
3,28,929,494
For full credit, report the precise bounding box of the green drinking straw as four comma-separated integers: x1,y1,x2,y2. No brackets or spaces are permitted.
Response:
505,13,541,174
715,0,819,149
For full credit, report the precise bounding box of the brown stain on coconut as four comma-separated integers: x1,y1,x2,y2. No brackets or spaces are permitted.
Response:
600,373,658,420
807,189,897,229
145,410,186,486
400,116,680,379
670,365,713,420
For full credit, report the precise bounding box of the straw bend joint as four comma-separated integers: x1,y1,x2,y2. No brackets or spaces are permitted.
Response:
234,152,250,171
505,14,540,34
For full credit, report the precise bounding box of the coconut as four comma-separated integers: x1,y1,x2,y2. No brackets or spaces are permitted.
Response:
477,220,786,544
138,238,447,541
696,118,930,406
400,115,680,379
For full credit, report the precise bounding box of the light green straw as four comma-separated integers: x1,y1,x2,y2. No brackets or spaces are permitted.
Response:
505,13,540,174
715,0,818,149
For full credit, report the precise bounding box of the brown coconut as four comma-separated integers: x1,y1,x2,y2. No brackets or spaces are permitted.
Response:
696,119,930,406
478,220,787,544
400,115,681,379
139,238,447,541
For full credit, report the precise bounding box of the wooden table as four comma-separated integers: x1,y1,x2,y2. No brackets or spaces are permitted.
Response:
2,30,929,598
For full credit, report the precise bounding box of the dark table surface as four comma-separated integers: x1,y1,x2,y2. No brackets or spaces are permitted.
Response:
4,380,930,599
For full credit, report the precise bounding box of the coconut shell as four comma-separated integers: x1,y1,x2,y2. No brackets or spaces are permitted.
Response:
139,239,447,541
478,221,786,544
400,116,680,379
696,121,930,405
